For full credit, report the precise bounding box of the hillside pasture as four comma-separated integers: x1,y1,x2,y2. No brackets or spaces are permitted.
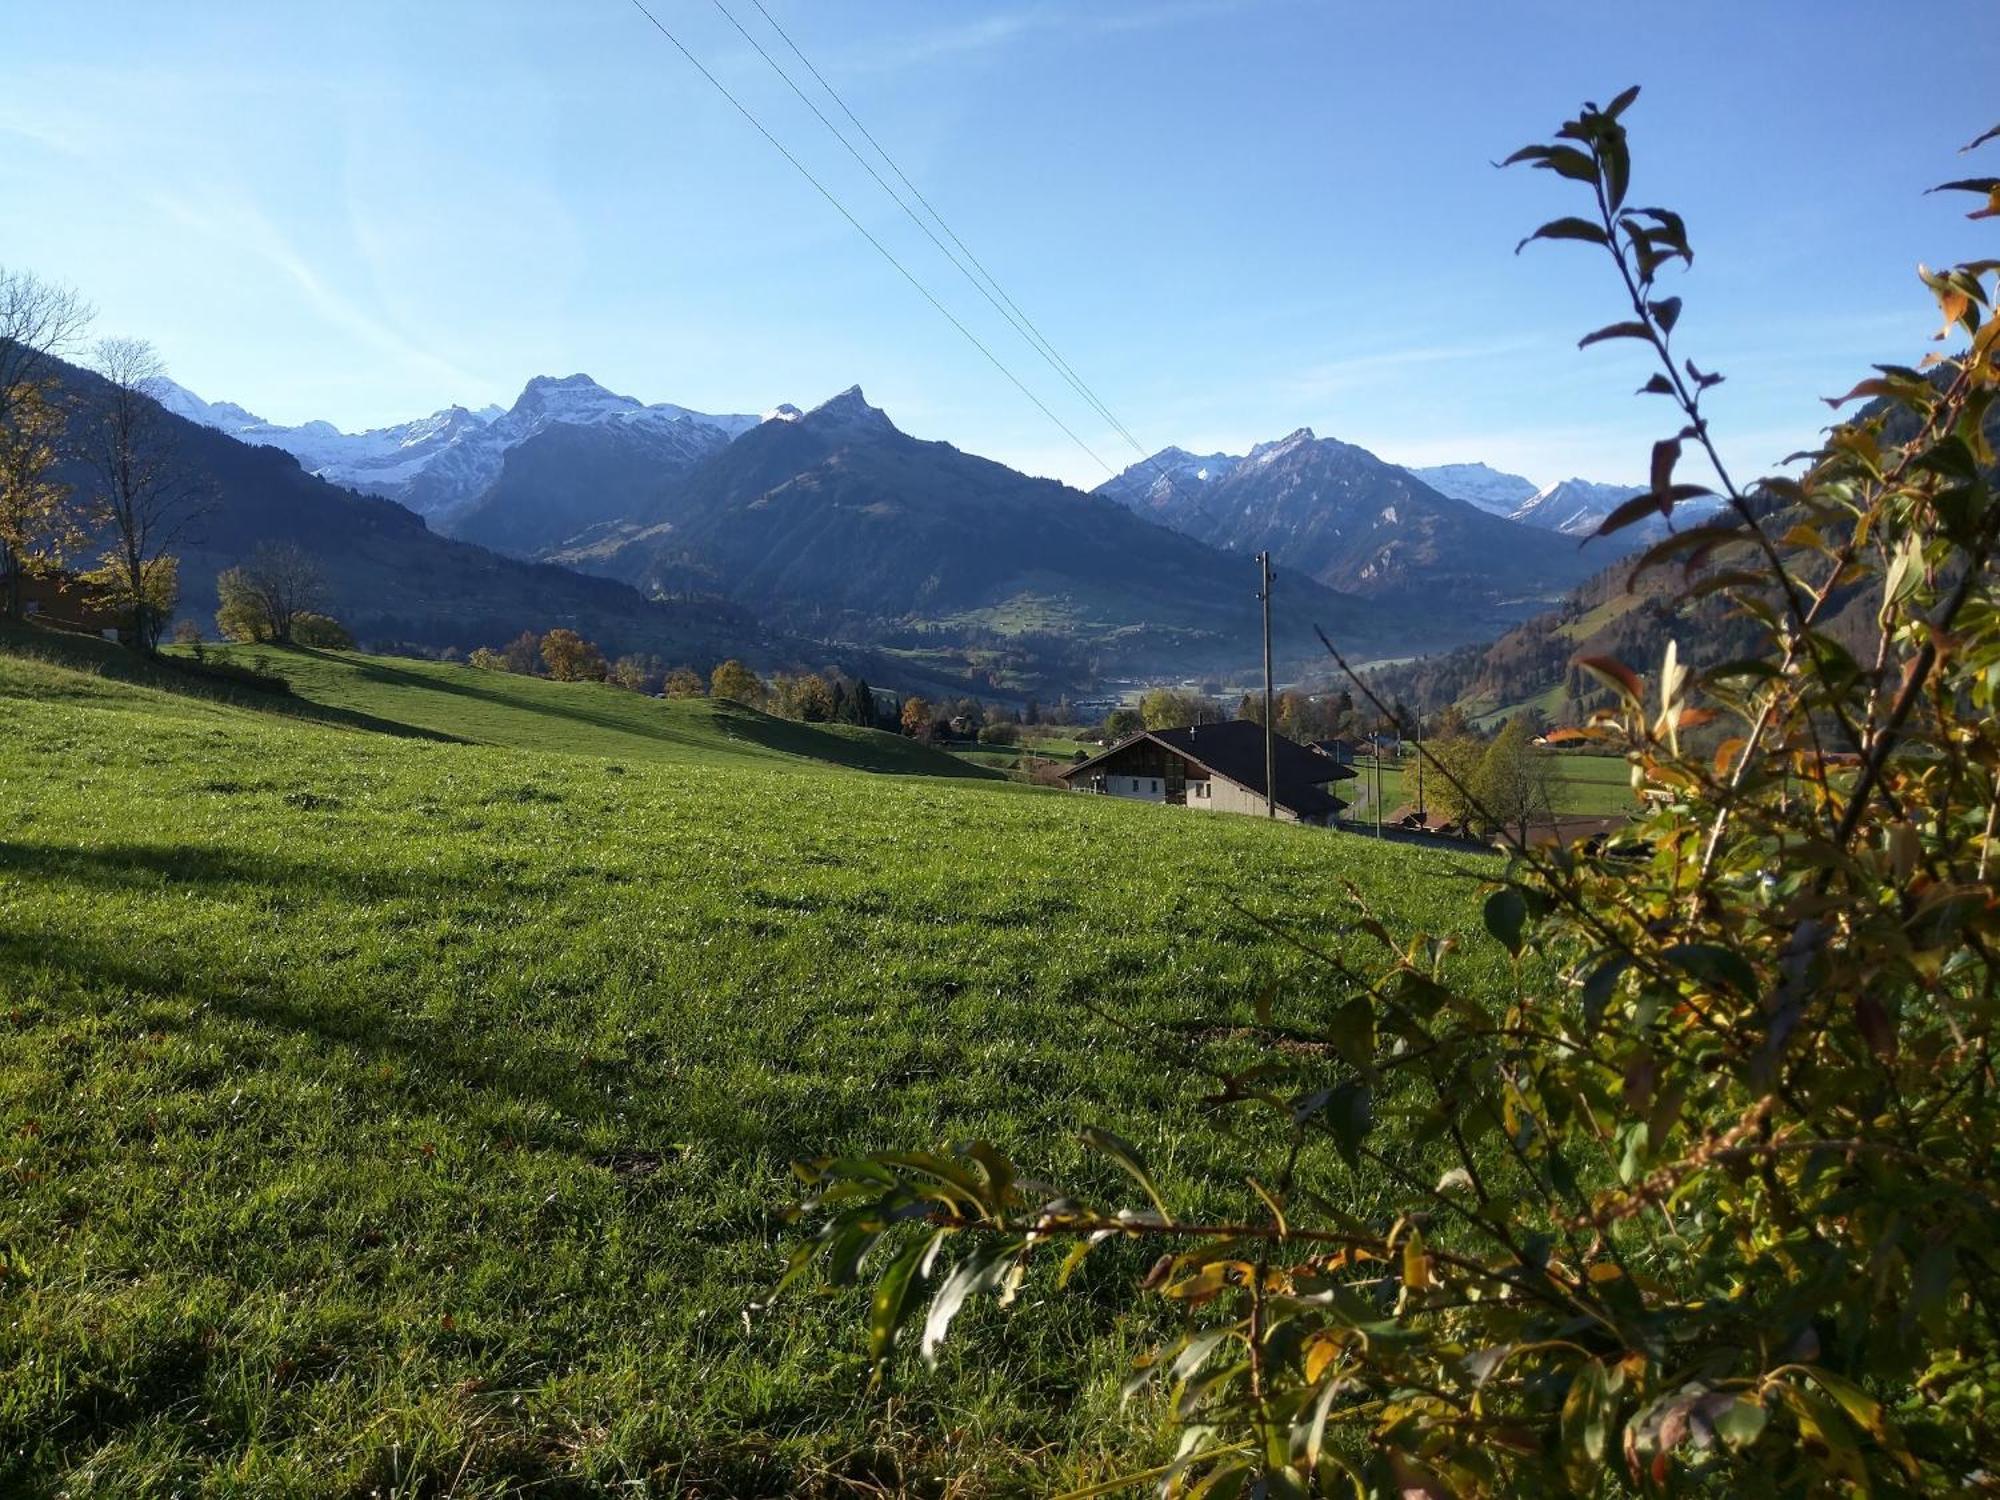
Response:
0,640,1503,1494
1343,749,1638,822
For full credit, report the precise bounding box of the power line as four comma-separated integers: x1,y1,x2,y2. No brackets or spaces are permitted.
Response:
734,1,1234,521
623,0,1114,476
727,0,1149,460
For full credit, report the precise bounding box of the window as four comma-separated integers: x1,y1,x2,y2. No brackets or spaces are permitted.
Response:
1151,780,1160,793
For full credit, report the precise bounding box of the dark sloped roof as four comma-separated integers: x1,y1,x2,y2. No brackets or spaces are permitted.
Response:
1061,719,1353,819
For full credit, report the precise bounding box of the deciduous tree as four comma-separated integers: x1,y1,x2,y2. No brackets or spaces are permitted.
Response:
1139,687,1222,729
0,268,91,430
611,654,662,693
540,628,606,682
0,383,76,619
899,695,933,740
662,666,706,698
0,269,91,610
499,631,541,675
788,673,834,722
710,658,764,705
79,338,205,651
290,612,353,649
238,542,327,644
1474,713,1555,844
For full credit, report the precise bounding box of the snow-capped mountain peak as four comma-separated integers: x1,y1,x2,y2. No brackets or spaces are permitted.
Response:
507,373,638,425
1405,461,1540,516
1510,477,1647,536
1093,445,1244,512
153,379,268,434
159,373,767,522
1248,427,1317,464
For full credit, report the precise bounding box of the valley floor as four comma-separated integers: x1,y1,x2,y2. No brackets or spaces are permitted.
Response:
0,636,1502,1495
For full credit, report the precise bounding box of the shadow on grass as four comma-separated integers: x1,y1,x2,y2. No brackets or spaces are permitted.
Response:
715,703,1004,781
293,645,695,743
0,839,443,905
0,625,461,744
0,913,661,1156
286,645,1003,780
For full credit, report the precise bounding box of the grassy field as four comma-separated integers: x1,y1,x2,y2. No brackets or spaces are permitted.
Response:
946,734,1095,778
173,642,1004,780
1341,750,1637,822
0,635,1503,1495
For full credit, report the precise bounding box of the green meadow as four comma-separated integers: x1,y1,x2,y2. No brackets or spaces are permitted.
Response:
0,633,1501,1495
1345,751,1637,823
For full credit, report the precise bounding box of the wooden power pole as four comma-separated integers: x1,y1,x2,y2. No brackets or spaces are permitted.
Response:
1373,730,1382,838
1257,551,1275,818
1415,709,1425,821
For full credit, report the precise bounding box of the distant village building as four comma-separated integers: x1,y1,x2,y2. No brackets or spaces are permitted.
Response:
14,571,125,642
1059,720,1356,826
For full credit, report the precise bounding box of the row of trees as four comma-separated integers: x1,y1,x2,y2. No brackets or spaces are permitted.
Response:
462,632,901,728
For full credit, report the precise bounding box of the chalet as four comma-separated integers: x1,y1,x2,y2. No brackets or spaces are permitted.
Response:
1310,737,1360,765
13,571,126,641
1059,720,1357,826
1536,726,1592,748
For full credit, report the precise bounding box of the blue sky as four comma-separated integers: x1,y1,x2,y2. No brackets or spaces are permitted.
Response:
4,1,1995,490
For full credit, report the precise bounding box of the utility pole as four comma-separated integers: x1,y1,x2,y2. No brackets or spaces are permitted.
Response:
1415,709,1425,821
1373,726,1382,838
1257,551,1275,818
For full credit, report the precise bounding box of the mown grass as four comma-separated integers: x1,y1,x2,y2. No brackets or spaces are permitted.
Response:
168,643,1002,781
0,642,1504,1495
1348,751,1638,821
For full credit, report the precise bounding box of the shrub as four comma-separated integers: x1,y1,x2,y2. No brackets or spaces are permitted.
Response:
539,628,606,682
710,658,764,705
290,612,353,649
662,667,706,698
778,93,2000,1494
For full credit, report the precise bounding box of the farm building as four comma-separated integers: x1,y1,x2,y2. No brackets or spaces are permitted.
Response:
1059,720,1356,825
12,571,126,641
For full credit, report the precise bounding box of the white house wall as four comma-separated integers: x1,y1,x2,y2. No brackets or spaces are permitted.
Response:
1101,774,1165,802
1208,777,1301,822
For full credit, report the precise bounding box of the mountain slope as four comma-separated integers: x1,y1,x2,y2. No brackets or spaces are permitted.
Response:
448,412,731,559
1098,430,1602,634
1510,477,1646,536
598,389,1409,673
1405,462,1539,516
1093,445,1243,515
52,358,765,661
158,373,760,526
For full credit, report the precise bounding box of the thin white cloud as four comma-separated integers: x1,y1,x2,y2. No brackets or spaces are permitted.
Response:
1275,336,1549,404
146,187,483,395
831,0,1245,72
